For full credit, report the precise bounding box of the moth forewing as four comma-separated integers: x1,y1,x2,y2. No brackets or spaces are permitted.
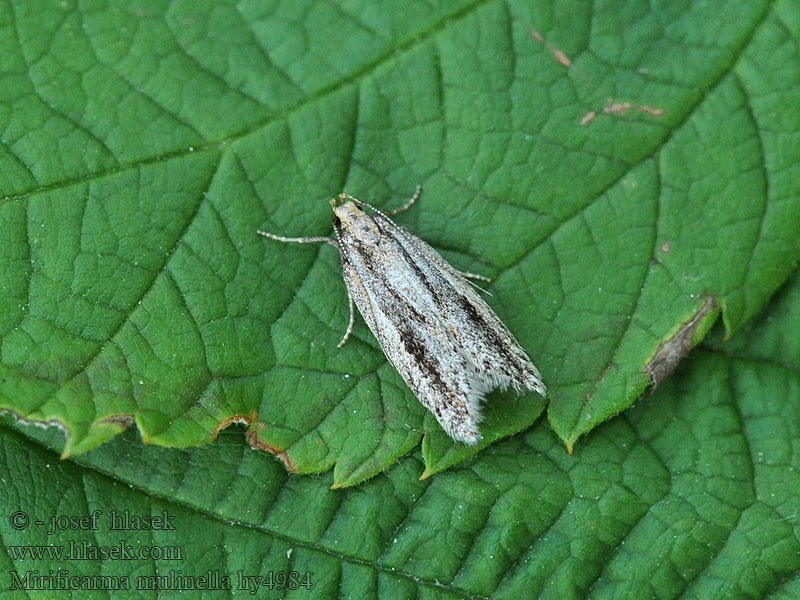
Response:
258,190,546,444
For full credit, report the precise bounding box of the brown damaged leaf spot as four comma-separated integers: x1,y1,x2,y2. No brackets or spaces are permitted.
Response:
644,296,717,389
602,99,665,117
2,410,130,460
245,428,296,473
4,406,295,470
529,28,572,67
96,413,134,428
0,408,70,435
211,411,259,439
212,411,295,472
1,409,72,456
581,99,665,126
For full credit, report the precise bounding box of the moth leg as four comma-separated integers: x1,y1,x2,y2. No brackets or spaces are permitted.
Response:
385,185,422,215
336,285,356,348
339,185,422,216
455,269,491,283
256,230,337,246
258,228,352,346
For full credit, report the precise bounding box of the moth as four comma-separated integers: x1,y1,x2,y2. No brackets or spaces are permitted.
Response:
258,187,546,443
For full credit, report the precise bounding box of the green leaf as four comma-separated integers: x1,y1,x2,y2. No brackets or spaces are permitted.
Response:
2,0,800,488
4,261,800,596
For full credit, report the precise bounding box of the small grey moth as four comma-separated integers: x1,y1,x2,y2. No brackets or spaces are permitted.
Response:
258,187,546,444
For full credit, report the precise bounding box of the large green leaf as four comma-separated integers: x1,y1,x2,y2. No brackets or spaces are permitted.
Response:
2,0,800,488
4,262,800,597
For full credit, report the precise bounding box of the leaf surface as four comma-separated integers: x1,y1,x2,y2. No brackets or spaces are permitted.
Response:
1,0,800,486
4,262,800,596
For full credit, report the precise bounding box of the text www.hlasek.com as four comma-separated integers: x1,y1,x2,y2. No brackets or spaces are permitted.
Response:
9,540,181,561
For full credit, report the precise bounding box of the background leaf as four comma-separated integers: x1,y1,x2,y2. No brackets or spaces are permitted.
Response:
3,0,800,594
4,262,800,597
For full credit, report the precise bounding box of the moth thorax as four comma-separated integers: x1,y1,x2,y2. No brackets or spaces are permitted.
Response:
334,202,380,244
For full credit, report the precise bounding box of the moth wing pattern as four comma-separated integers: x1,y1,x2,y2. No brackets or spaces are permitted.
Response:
335,202,545,444
342,268,486,443
382,214,546,395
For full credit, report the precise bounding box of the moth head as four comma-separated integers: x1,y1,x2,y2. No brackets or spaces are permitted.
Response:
330,198,380,244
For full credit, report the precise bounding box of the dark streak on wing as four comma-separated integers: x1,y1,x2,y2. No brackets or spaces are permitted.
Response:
373,217,443,299
373,219,455,313
395,323,447,419
382,212,542,393
328,200,542,442
455,295,518,371
339,223,467,408
374,213,522,367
